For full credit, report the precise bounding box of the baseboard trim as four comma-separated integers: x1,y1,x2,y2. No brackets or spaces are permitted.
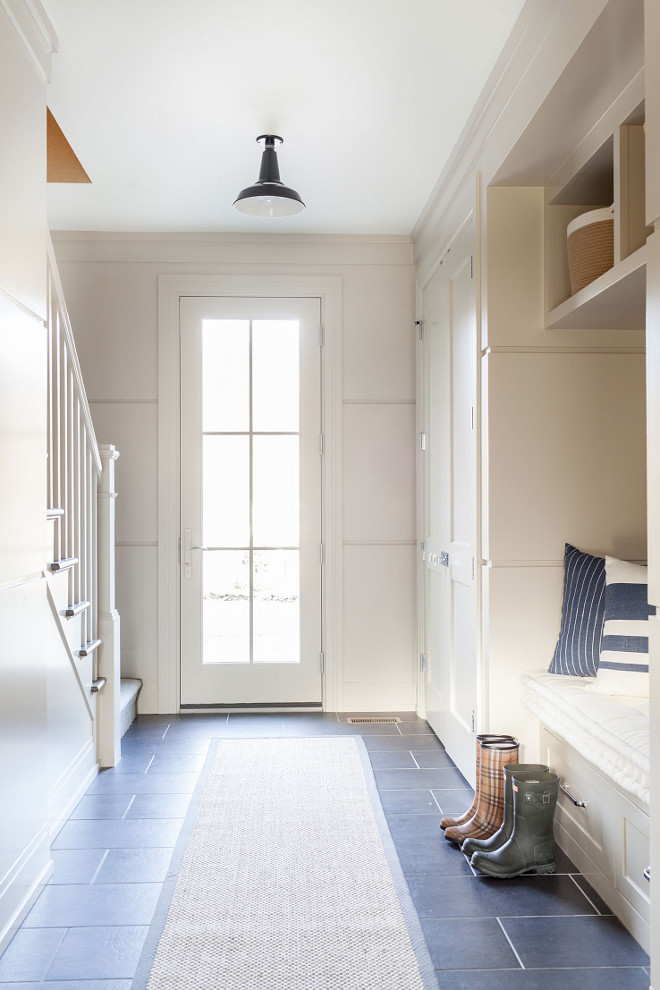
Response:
48,738,98,841
0,824,52,956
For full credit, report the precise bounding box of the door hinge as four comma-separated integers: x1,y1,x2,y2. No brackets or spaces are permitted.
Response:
419,542,426,561
319,324,324,347
472,557,475,580
420,653,427,672
471,709,476,732
414,319,426,340
471,406,475,430
418,432,426,451
320,433,324,455
320,542,324,564
470,255,474,279
320,651,325,674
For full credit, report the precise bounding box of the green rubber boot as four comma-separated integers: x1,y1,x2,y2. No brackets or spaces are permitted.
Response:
470,771,559,878
461,763,548,858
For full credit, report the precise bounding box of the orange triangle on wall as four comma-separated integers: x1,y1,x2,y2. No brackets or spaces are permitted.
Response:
47,109,91,183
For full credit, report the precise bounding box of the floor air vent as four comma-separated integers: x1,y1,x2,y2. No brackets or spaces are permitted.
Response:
346,716,401,724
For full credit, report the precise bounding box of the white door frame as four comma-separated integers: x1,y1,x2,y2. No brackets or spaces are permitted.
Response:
157,273,343,714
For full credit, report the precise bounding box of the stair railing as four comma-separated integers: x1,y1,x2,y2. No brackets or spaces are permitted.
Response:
46,240,120,766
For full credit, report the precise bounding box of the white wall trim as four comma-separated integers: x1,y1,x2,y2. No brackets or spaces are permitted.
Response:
0,0,57,82
157,273,343,714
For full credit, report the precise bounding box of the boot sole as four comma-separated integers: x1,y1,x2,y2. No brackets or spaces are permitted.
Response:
472,862,556,879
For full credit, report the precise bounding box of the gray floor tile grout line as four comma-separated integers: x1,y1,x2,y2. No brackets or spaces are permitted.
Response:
429,790,443,812
409,752,421,769
144,756,155,774
42,928,68,983
496,917,525,969
121,795,137,821
161,724,171,739
89,849,110,884
569,872,602,915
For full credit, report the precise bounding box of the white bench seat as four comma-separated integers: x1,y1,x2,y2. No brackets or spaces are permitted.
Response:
522,669,649,806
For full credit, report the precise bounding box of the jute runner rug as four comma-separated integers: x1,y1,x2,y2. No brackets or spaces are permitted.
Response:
133,736,438,990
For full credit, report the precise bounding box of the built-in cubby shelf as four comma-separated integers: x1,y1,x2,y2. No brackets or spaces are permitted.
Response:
545,71,650,330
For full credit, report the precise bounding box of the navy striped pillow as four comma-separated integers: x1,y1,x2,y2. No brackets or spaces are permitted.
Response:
548,544,605,677
589,556,656,697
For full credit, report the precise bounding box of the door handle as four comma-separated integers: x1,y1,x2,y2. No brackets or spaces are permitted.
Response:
183,529,208,579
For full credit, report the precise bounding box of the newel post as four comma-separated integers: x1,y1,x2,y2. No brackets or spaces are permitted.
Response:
97,444,121,768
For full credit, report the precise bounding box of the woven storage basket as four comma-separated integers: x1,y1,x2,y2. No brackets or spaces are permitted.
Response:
566,206,614,295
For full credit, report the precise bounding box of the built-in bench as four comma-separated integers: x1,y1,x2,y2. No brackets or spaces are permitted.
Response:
522,669,650,952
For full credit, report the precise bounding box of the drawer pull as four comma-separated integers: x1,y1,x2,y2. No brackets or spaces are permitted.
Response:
644,867,651,883
560,783,589,808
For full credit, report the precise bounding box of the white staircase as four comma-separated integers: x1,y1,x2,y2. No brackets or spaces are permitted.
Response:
45,242,123,833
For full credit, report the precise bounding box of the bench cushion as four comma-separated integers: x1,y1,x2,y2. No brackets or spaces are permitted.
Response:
522,669,649,806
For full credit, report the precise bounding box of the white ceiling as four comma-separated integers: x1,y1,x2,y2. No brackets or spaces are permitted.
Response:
43,0,526,235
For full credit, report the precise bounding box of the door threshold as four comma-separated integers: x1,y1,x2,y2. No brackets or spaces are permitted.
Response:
180,702,323,714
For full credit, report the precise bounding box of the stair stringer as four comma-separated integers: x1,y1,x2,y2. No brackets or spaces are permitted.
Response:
45,575,98,839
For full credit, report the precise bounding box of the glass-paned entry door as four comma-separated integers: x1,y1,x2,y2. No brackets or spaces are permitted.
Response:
180,297,322,707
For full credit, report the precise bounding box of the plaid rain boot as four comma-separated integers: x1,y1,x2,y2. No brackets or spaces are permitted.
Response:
444,739,519,844
440,734,514,830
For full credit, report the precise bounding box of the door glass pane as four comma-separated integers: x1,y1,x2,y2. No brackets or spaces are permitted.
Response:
202,320,249,431
252,321,300,431
253,550,300,663
203,551,249,664
252,435,299,547
203,435,249,546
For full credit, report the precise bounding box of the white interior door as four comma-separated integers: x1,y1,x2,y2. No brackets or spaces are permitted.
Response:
180,296,322,708
421,223,479,777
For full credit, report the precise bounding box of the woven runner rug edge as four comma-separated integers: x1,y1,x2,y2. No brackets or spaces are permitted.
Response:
131,736,440,990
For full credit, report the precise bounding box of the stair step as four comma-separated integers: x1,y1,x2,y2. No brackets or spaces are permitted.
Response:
65,600,91,618
77,638,101,658
49,556,78,573
120,678,142,737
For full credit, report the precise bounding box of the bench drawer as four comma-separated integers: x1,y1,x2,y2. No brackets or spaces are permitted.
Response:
541,727,614,875
614,790,650,921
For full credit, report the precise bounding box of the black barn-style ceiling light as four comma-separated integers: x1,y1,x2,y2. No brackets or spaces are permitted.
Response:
233,135,305,217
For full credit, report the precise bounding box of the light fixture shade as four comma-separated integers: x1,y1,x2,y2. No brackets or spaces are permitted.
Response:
233,135,305,217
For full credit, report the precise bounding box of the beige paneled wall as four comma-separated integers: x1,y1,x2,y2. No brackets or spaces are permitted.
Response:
481,185,647,755
53,235,416,713
0,0,55,953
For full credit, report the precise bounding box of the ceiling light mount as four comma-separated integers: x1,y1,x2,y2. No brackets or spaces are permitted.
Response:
233,134,305,218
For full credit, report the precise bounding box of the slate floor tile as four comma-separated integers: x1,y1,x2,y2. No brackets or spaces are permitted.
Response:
386,813,444,841
46,926,149,981
396,721,434,734
500,915,649,968
394,840,473,877
0,929,66,982
379,789,440,815
421,917,521,970
435,967,651,990
86,772,199,795
23,883,162,928
375,767,466,790
570,874,614,914
412,750,457,769
2,983,132,990
369,751,417,769
147,754,206,774
94,848,175,885
363,734,444,751
407,874,597,918
430,787,475,814
70,795,135,820
52,818,183,850
110,755,155,774
125,793,192,819
49,849,107,884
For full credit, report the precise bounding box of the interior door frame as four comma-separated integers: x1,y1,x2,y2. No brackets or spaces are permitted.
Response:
157,274,343,714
